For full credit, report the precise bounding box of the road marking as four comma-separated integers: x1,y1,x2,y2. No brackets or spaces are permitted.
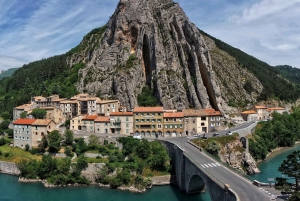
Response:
201,165,205,168
208,164,213,167
204,164,209,168
216,162,221,166
212,163,217,167
201,163,221,169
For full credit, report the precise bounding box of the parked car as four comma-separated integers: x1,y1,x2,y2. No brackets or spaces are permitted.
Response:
193,133,201,137
226,131,233,135
212,133,219,137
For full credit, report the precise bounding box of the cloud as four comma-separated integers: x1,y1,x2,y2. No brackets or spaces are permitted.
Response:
230,0,300,24
0,55,28,71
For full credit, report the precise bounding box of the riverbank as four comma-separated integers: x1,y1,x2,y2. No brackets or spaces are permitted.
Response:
258,141,300,164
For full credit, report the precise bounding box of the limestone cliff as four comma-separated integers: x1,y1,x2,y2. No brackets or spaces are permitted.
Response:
68,0,263,112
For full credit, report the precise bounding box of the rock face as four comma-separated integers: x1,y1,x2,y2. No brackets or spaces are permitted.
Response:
68,0,263,112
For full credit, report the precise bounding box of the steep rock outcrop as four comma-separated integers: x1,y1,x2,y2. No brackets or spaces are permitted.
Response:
72,0,222,111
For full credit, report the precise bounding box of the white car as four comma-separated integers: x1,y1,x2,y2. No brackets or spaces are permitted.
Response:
133,135,142,139
226,131,233,135
193,133,201,137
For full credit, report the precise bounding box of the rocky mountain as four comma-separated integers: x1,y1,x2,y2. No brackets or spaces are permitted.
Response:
1,0,300,115
68,0,264,112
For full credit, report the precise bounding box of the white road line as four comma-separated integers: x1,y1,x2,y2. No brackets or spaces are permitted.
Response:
216,163,221,166
207,164,213,167
204,164,209,168
201,165,205,168
212,163,217,167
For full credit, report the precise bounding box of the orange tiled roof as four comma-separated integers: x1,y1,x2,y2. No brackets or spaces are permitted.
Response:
183,109,207,117
241,110,257,114
14,104,33,110
163,112,183,118
110,112,133,116
204,108,222,116
60,100,78,104
32,119,52,126
97,100,119,104
134,107,164,113
82,115,99,120
255,105,267,109
95,116,110,122
13,118,36,125
267,107,285,111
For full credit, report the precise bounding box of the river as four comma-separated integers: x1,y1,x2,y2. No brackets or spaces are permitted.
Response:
1,144,299,201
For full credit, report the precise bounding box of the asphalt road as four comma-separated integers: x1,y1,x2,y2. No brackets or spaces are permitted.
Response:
165,137,274,201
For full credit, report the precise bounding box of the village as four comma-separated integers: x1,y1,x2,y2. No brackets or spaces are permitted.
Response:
12,93,287,149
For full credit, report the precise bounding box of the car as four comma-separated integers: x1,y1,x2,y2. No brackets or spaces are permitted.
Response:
133,135,142,139
212,133,219,137
193,133,201,137
226,131,233,135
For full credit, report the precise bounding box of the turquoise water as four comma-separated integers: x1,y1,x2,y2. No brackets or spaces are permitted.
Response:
252,143,300,183
2,144,299,201
0,174,210,201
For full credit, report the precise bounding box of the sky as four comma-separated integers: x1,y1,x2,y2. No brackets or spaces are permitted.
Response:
0,0,299,71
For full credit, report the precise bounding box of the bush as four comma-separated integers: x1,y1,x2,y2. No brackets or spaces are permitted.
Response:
0,137,6,146
4,152,9,157
25,144,30,151
0,150,2,156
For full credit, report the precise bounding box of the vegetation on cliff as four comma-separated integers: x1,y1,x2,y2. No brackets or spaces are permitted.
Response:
200,30,300,102
275,65,300,84
249,107,300,161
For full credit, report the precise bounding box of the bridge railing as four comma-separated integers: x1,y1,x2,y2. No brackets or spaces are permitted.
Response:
188,141,255,183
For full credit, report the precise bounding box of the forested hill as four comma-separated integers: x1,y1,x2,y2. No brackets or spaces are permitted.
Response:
0,26,105,115
199,30,300,102
275,65,300,84
0,68,18,80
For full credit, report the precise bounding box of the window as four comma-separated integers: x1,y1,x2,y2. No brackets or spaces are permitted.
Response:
158,119,161,122
173,118,176,122
136,119,139,122
146,119,150,122
166,119,169,122
36,132,38,135
158,125,162,128
97,128,100,132
211,117,215,121
158,113,161,116
126,123,129,128
135,113,138,116
15,136,18,139
152,119,155,122
211,123,215,127
26,137,29,141
193,120,195,123
201,123,205,126
126,129,129,133
147,113,149,116
180,124,183,128
105,123,108,126
152,125,155,128
216,117,221,121
141,119,144,122
216,122,220,126
201,117,206,121
136,125,139,128
165,125,168,129
175,125,177,128
170,125,173,128
41,132,44,136
126,117,129,121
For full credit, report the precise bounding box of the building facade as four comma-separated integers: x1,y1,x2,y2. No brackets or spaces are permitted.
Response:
163,112,184,137
94,116,111,134
13,119,36,149
110,112,133,135
133,107,164,137
31,119,56,148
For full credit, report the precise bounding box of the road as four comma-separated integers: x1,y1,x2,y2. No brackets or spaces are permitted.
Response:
165,137,275,201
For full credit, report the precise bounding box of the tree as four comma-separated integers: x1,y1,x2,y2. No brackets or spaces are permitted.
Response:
64,130,74,145
31,108,47,119
88,135,100,150
38,135,48,153
20,111,27,119
1,111,10,120
5,129,13,138
277,150,300,192
74,138,88,155
288,191,300,201
0,120,10,130
205,141,220,156
47,130,62,153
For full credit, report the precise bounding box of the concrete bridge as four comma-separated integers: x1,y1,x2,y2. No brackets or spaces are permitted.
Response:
161,136,273,201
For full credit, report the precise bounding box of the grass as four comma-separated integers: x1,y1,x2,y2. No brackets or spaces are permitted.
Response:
0,144,42,163
85,157,108,163
192,133,241,150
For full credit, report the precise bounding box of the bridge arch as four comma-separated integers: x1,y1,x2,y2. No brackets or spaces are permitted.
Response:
187,174,206,194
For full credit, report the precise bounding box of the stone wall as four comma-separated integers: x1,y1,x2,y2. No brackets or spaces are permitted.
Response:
0,161,20,175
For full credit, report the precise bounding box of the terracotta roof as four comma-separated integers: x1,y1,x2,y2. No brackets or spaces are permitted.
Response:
13,118,36,125
32,119,52,126
110,112,133,116
182,109,207,117
204,108,222,116
97,100,119,104
52,98,67,102
163,112,183,118
60,100,78,104
241,110,257,114
267,107,285,110
82,115,98,120
255,105,267,109
95,116,110,122
14,104,33,110
134,107,164,113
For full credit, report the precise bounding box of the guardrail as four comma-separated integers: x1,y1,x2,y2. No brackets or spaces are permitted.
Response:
188,141,255,183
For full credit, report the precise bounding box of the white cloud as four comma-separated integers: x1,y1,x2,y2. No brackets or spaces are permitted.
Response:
0,55,28,71
230,0,300,24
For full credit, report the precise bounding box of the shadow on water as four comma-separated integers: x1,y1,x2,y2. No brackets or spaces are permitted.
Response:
169,183,211,201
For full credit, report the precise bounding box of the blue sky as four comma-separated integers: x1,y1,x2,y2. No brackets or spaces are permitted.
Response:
0,0,299,71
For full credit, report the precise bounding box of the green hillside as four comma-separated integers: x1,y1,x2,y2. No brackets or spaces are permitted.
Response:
199,30,300,102
0,68,18,80
275,65,300,84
